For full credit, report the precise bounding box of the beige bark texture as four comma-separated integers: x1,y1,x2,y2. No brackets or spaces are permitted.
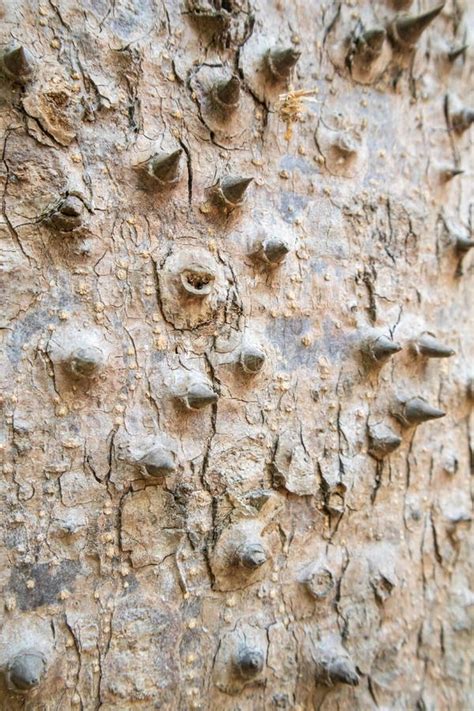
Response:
0,0,473,709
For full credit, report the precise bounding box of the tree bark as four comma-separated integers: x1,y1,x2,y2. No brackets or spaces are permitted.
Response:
0,1,472,709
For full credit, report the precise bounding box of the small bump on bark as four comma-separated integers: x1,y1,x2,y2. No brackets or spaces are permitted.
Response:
333,133,360,157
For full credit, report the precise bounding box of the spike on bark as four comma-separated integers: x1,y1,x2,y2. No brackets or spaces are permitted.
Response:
448,44,468,62
414,333,455,358
368,425,402,460
467,378,474,401
1,44,36,83
215,175,253,208
212,75,241,111
266,47,301,81
391,0,414,9
334,133,360,157
184,382,218,410
48,195,84,232
353,28,386,64
147,149,183,186
239,346,266,374
455,235,474,253
366,335,402,363
7,651,47,693
138,446,176,478
235,542,267,569
450,108,474,134
442,167,464,181
315,654,360,687
260,239,289,265
69,346,104,377
396,397,446,426
388,4,445,50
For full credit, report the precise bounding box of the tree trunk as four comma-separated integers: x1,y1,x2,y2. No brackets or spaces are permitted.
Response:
0,1,472,709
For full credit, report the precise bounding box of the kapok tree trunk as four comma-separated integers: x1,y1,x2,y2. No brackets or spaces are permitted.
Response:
0,1,472,709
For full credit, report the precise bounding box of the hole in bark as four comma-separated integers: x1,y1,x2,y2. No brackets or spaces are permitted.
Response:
180,267,215,296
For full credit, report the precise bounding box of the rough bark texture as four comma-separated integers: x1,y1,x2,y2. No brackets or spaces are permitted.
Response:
0,1,472,709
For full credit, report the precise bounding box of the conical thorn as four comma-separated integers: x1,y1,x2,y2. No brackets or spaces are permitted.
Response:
442,167,464,181
334,133,360,156
266,47,301,81
49,195,84,232
414,333,455,358
389,4,445,50
326,658,360,687
184,382,218,410
261,238,289,264
367,335,402,363
448,44,468,62
2,45,36,83
217,175,253,207
450,108,474,134
316,655,360,687
240,346,266,374
368,426,402,460
69,346,104,377
354,28,386,63
397,397,446,426
8,652,47,692
60,195,84,217
467,378,474,401
147,149,182,186
139,446,175,478
212,74,241,110
236,542,267,569
455,235,474,253
392,0,414,8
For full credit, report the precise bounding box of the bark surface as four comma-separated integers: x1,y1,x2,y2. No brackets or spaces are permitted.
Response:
0,1,472,710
